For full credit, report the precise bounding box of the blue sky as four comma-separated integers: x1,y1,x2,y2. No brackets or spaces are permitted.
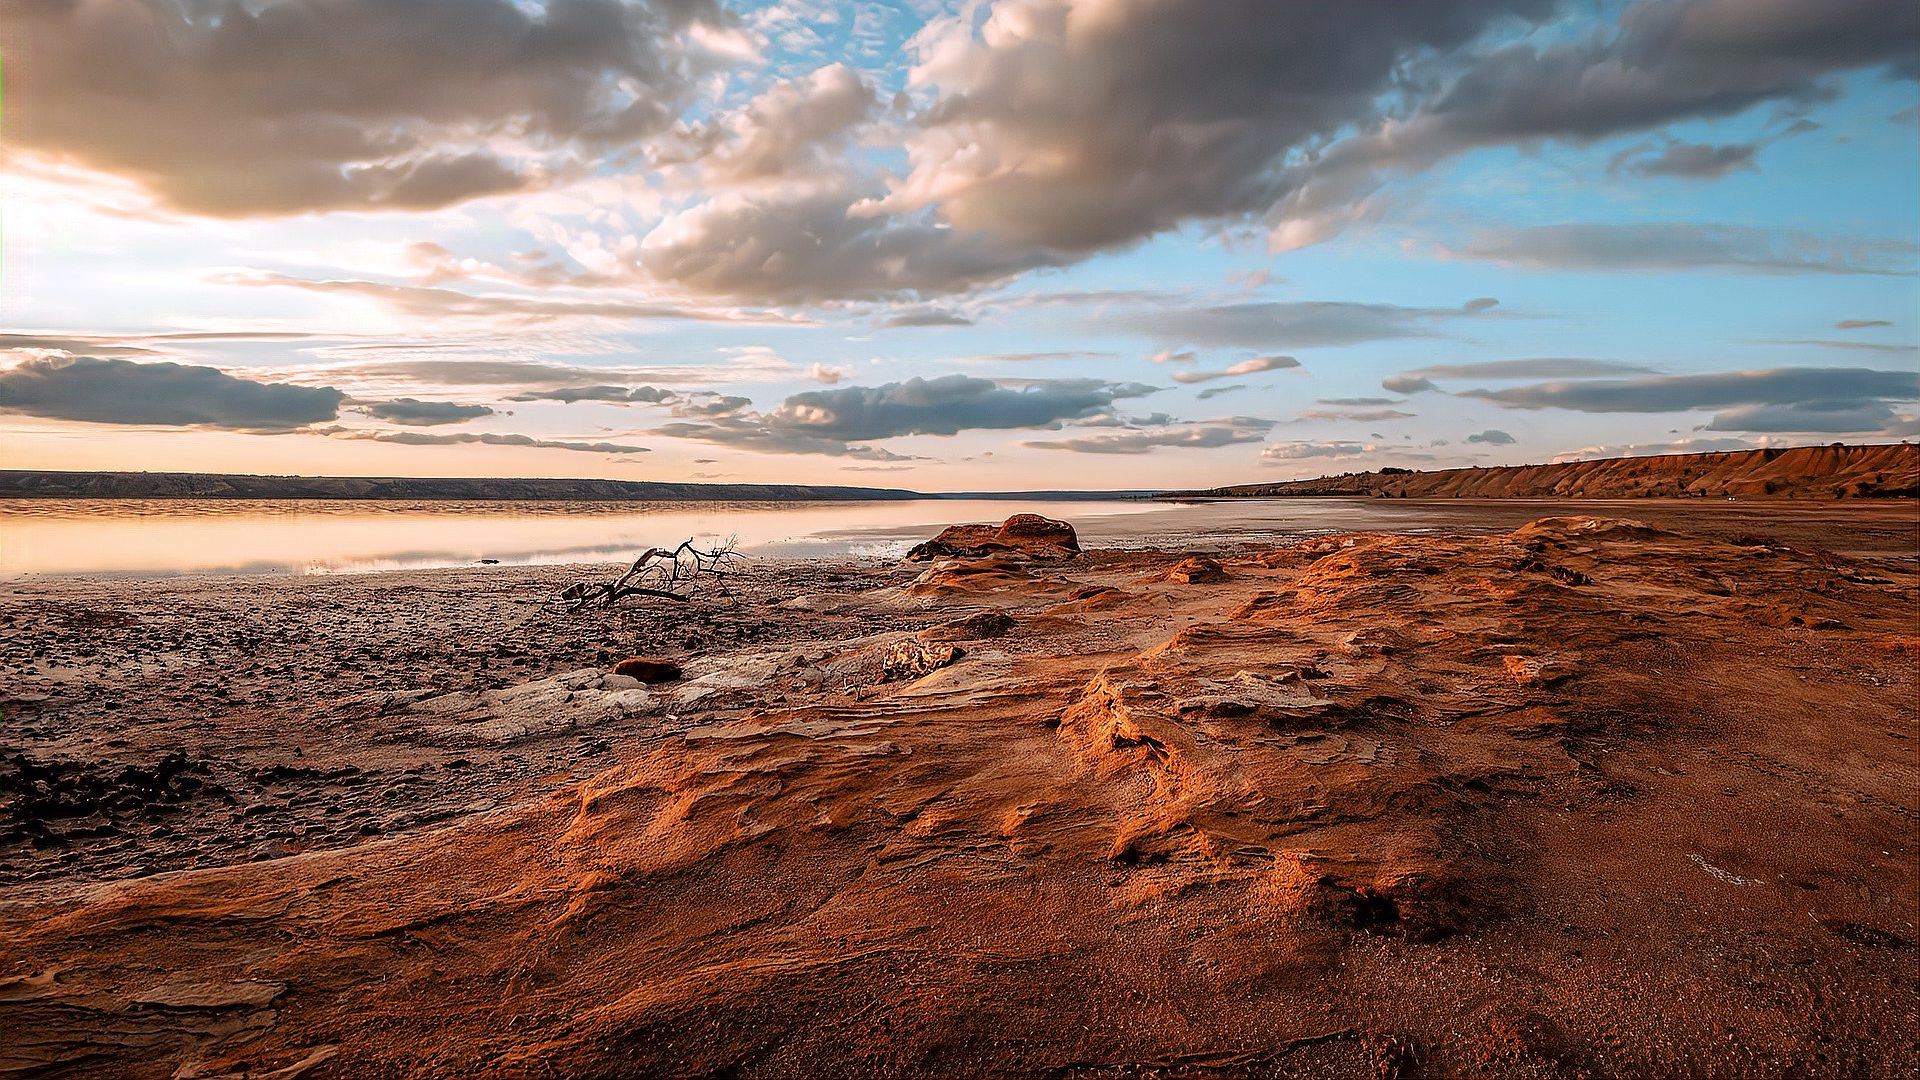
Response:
2,0,1915,487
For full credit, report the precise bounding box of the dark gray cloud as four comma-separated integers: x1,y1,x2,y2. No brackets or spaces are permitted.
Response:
655,375,1157,456
1196,384,1251,401
1701,403,1902,432
1463,365,1920,432
639,181,1058,303
1440,223,1917,275
766,376,1155,441
1169,355,1300,384
2,0,724,216
1404,358,1663,380
1466,428,1517,444
1382,374,1439,394
1121,299,1495,349
880,310,975,328
1283,0,1920,240
316,427,648,454
507,384,677,403
1835,319,1892,330
0,356,343,431
357,398,496,426
1463,366,1918,411
878,0,1558,252
1610,139,1760,180
1025,417,1277,455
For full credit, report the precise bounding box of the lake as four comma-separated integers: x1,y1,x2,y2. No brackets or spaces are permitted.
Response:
0,498,1189,577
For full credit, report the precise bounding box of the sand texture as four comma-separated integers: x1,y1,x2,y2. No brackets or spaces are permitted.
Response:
2,512,1916,1078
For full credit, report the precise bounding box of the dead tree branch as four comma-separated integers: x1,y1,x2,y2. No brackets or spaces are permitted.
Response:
560,539,745,611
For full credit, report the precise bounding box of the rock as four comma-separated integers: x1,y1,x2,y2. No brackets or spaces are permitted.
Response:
1163,555,1229,584
879,641,965,682
132,980,284,1009
993,514,1079,556
612,657,682,684
906,515,1079,561
920,611,1016,641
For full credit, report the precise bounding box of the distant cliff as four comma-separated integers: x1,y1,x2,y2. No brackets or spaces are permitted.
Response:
1173,443,1919,500
0,470,921,502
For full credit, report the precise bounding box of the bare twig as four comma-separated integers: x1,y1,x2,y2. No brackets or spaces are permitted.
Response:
560,539,745,611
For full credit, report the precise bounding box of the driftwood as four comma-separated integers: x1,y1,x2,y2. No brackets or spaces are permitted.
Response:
560,539,744,611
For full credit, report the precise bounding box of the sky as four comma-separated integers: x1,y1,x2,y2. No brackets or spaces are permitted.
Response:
1,0,1917,490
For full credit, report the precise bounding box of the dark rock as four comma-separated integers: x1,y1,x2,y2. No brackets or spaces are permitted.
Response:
612,657,683,684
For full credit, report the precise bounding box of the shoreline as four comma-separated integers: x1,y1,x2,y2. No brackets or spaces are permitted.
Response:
4,504,1915,1075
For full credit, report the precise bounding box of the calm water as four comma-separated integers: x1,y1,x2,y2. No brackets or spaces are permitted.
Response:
0,498,1178,577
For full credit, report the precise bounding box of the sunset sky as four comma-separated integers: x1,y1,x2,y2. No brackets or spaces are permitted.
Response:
2,0,1916,489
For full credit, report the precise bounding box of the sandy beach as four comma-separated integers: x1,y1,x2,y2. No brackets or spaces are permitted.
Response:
3,499,1916,1076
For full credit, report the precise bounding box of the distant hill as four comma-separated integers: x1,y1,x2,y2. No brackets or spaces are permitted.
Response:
1170,443,1919,500
0,470,921,502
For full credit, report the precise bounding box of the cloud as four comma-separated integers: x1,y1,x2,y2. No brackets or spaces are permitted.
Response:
214,272,734,323
640,179,1057,303
1437,224,1917,276
1196,384,1251,401
1835,319,1892,330
1318,397,1400,406
1169,355,1300,384
681,64,876,183
357,398,496,426
1260,441,1373,461
1550,436,1760,461
1463,366,1920,432
1025,417,1276,454
807,363,848,384
0,333,159,358
1383,375,1438,394
1401,358,1663,381
1297,408,1417,422
880,310,974,328
868,0,1557,254
1122,299,1494,349
1609,140,1760,180
1275,0,1920,244
655,375,1157,456
2,0,726,216
507,385,677,403
1701,402,1903,433
0,356,342,431
1746,339,1919,355
1466,428,1517,445
316,427,648,454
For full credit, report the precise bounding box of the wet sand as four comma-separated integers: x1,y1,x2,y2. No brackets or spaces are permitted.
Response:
2,500,1916,1077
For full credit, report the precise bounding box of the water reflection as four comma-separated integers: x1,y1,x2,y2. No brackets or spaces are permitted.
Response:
0,499,1165,577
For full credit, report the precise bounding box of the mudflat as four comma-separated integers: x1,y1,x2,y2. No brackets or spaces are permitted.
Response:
2,500,1915,1077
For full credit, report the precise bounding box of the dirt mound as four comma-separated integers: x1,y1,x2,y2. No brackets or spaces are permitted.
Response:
1190,442,1920,500
4,518,1915,1077
1158,555,1230,583
906,513,1080,561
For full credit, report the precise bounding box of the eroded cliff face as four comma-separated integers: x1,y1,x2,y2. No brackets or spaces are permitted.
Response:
3,519,1916,1078
1195,442,1920,499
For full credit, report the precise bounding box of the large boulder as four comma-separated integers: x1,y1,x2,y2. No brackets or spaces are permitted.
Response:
906,514,1079,562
